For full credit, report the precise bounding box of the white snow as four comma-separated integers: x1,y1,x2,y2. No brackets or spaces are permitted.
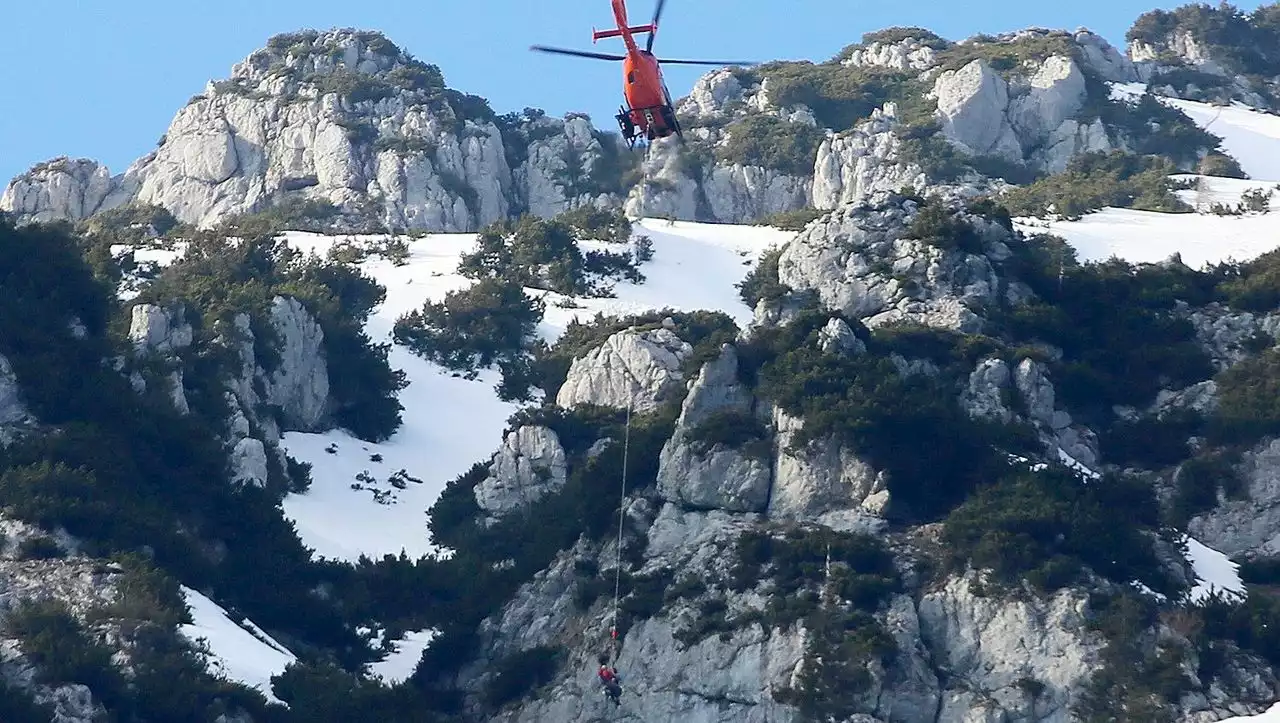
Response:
179,586,297,705
367,629,438,684
277,220,792,561
1183,535,1247,604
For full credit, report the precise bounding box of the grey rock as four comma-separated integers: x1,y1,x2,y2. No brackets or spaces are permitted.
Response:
474,426,568,519
777,195,1001,333
812,104,929,211
961,357,1014,422
556,328,693,413
230,437,270,487
128,303,193,355
261,296,329,431
0,157,129,224
1189,437,1280,558
818,317,866,355
769,407,886,520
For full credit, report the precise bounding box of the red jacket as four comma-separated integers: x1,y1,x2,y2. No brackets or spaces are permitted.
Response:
598,666,618,684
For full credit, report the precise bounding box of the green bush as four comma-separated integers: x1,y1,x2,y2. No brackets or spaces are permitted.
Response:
1168,450,1245,526
756,207,826,231
1211,347,1280,443
934,31,1079,74
483,646,564,707
685,410,771,460
999,151,1193,219
737,246,792,309
715,115,826,176
752,341,1020,522
905,198,985,253
393,277,544,387
0,678,54,723
993,244,1215,422
457,215,642,297
1127,4,1280,78
942,466,1178,596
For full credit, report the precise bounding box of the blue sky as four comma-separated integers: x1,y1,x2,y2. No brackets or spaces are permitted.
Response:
0,0,1263,185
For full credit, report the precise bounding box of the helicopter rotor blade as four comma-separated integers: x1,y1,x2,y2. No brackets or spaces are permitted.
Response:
657,58,759,66
530,45,627,61
647,0,666,53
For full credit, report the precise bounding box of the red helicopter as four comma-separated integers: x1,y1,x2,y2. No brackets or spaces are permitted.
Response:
531,0,756,149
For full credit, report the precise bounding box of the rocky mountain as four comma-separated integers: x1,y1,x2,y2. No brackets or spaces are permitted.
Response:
2,6,1262,231
5,2,1280,723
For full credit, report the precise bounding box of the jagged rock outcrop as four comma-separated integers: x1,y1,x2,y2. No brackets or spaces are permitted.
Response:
841,38,941,72
474,426,569,519
769,407,889,525
0,158,130,224
261,296,329,431
958,356,1101,473
1181,301,1280,371
909,572,1100,722
129,303,194,355
812,105,929,211
1188,437,1280,558
932,55,1113,174
1014,359,1100,472
556,327,693,413
1,31,626,231
777,194,1005,333
657,345,772,514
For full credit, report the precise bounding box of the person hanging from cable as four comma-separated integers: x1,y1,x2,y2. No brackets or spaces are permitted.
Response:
597,652,623,705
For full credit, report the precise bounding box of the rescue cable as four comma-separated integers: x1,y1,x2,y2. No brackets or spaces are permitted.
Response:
608,326,638,662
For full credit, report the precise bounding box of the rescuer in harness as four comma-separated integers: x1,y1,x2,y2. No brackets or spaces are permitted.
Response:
598,653,622,706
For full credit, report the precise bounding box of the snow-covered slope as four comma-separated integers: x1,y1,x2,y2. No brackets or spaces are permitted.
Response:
276,220,794,563
1013,87,1280,268
178,587,297,705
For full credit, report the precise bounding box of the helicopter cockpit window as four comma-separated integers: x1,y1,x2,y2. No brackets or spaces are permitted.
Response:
627,71,636,84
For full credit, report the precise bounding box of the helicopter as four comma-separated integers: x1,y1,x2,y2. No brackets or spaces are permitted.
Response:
530,0,757,150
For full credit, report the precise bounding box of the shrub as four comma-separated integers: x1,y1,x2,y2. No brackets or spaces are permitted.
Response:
393,277,544,399
457,215,642,297
942,466,1177,596
685,410,771,460
993,247,1215,422
1211,347,1280,443
737,246,792,309
905,198,985,253
999,151,1192,219
483,646,564,706
1168,450,1245,526
753,341,1019,522
756,207,826,231
715,115,827,176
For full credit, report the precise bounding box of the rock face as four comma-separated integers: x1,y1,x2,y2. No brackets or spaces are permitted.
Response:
0,158,130,224
932,55,1113,173
811,105,928,211
1182,302,1280,371
474,426,569,519
777,194,1005,333
261,296,329,431
1189,437,1280,558
657,345,772,514
556,327,693,413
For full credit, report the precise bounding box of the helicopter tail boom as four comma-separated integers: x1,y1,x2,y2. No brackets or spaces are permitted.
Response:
592,24,655,43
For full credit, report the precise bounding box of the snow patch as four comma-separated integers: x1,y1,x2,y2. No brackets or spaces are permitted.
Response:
179,586,297,705
1183,535,1247,604
367,629,438,684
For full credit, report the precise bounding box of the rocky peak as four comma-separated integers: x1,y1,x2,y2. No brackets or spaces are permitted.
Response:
0,157,128,224
225,29,417,92
777,192,1006,333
